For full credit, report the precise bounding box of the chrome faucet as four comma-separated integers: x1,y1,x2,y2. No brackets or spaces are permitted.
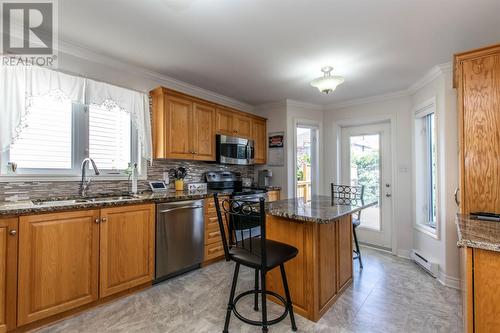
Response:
79,158,100,197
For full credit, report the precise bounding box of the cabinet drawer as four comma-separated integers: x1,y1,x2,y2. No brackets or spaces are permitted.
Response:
205,225,222,245
204,243,225,261
206,215,219,229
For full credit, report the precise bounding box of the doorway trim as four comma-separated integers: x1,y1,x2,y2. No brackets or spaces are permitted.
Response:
333,114,398,256
292,118,322,200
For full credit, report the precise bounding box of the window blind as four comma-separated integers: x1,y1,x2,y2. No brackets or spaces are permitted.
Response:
9,97,73,169
89,105,131,171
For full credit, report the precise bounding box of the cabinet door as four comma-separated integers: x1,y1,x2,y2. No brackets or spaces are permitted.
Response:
18,210,100,325
216,108,235,136
473,248,500,332
193,103,216,161
99,204,155,297
234,114,252,138
252,118,267,164
267,190,280,202
461,56,500,214
0,218,18,332
165,95,193,159
337,215,353,290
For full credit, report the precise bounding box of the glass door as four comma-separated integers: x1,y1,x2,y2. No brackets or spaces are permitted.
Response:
341,123,392,250
295,125,318,201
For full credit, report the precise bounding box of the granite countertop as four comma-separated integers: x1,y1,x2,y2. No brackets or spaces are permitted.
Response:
456,214,500,252
266,195,377,224
0,186,282,217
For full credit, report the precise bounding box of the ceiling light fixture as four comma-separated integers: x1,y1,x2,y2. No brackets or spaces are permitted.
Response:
310,66,345,94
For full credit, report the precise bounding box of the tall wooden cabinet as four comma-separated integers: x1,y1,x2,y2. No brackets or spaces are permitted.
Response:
455,44,500,333
0,218,18,333
151,87,267,164
454,44,500,215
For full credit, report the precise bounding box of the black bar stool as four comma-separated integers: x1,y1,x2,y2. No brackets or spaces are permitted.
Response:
213,194,298,333
331,184,365,269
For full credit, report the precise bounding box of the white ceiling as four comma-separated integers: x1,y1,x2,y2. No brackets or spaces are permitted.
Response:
59,0,500,105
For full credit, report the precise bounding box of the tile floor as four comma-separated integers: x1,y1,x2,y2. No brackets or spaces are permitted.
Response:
37,247,462,333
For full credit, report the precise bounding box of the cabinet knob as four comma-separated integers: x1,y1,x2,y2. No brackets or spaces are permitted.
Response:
94,218,100,224
101,217,107,223
9,230,16,236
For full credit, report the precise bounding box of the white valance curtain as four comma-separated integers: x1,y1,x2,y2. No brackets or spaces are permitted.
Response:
0,66,152,161
85,79,152,162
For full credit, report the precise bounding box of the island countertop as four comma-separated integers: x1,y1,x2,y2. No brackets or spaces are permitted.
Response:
266,195,377,224
456,214,500,252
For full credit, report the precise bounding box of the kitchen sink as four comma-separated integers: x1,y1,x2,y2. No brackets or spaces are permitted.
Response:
32,194,138,206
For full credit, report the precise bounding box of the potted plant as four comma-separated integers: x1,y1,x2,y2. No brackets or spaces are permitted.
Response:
169,167,187,191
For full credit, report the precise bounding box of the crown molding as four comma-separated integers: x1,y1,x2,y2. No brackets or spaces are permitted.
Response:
407,61,452,95
286,99,324,111
254,100,288,111
324,89,409,110
55,39,254,113
325,61,453,110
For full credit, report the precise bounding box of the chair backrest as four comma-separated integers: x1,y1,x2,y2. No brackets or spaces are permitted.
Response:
213,193,267,268
331,184,365,220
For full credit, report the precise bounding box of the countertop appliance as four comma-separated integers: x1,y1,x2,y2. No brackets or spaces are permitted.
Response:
258,169,273,187
216,134,255,165
155,200,205,283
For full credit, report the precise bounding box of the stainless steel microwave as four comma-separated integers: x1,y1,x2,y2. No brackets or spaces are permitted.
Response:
216,134,255,165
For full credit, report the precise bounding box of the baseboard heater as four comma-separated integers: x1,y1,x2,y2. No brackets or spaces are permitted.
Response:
410,249,438,277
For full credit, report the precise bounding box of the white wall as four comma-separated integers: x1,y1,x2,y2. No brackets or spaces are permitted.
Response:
323,96,414,258
254,100,324,199
56,44,255,113
411,70,459,286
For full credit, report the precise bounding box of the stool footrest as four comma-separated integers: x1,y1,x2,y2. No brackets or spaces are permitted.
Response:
232,289,290,327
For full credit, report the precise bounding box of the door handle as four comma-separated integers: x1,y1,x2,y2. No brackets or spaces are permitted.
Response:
9,230,17,236
158,205,204,213
454,188,460,206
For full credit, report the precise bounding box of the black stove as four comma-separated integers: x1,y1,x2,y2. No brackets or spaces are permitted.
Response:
205,171,266,199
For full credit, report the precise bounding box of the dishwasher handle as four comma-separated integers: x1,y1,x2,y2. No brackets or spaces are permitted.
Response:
158,205,204,213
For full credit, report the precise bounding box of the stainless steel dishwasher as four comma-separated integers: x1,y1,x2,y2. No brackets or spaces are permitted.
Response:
155,199,205,283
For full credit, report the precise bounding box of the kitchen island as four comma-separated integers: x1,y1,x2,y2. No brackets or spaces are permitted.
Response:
265,195,376,322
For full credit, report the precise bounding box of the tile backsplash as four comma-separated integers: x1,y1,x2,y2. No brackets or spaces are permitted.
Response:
0,160,255,202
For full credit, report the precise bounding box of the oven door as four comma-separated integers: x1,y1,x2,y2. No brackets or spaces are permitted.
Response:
217,135,254,165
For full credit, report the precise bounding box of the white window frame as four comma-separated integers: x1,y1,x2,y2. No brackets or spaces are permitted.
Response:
0,102,146,182
413,97,440,239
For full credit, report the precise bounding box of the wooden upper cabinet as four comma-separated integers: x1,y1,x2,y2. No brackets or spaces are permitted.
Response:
455,45,500,214
17,210,100,325
216,107,235,136
252,118,267,164
234,114,252,138
151,87,267,162
216,108,252,138
165,95,193,159
99,204,155,298
0,218,18,332
193,103,216,161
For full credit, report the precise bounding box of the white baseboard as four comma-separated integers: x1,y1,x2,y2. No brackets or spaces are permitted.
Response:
396,249,411,259
437,270,460,290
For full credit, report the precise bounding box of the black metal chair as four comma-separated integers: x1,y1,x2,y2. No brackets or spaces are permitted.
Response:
213,193,298,333
331,184,365,269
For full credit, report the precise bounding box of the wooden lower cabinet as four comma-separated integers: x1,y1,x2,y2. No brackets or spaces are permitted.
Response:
16,204,155,328
0,218,18,333
266,214,353,321
18,210,100,326
99,204,155,298
203,196,227,264
462,247,500,333
267,190,280,202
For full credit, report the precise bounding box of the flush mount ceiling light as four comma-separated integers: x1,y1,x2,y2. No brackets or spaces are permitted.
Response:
310,66,345,94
